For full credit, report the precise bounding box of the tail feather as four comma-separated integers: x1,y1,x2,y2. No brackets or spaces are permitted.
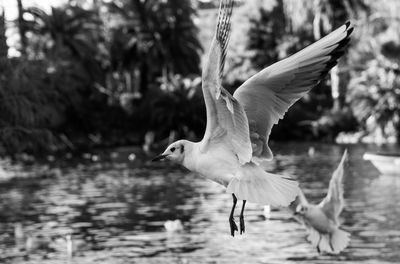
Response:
330,228,350,253
307,227,350,254
226,163,299,206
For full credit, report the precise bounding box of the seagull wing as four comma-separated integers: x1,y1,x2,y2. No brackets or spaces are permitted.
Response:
319,150,348,224
201,0,252,164
233,23,353,162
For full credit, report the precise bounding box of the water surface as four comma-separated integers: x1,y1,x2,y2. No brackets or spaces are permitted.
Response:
0,142,399,264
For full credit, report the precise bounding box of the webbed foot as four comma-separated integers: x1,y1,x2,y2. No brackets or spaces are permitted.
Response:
239,215,245,234
229,216,238,236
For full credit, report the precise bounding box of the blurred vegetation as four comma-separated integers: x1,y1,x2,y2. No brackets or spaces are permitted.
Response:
0,0,400,156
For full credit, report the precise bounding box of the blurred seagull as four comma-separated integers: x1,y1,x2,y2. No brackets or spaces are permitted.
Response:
291,150,350,254
152,0,353,236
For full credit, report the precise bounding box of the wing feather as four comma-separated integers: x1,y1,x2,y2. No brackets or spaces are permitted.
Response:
234,22,353,162
319,150,348,224
201,0,252,164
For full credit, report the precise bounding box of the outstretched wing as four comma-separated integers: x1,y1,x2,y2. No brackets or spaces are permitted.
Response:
201,0,252,164
234,22,353,162
319,150,348,224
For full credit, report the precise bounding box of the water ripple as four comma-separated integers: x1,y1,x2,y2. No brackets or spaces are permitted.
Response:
0,143,399,263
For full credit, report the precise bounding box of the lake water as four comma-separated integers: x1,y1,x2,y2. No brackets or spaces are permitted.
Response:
0,142,399,264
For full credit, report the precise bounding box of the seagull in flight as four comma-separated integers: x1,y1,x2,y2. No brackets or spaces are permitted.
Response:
291,150,350,253
152,0,353,236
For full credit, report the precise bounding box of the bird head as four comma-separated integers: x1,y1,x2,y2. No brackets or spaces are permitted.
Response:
295,204,308,216
152,140,189,164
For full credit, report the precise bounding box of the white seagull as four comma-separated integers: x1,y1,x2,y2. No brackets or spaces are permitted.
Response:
152,0,353,236
290,150,350,253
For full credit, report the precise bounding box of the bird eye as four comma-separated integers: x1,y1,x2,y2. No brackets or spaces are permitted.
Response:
170,147,176,152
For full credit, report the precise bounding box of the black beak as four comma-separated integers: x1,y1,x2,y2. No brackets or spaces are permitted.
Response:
152,154,168,162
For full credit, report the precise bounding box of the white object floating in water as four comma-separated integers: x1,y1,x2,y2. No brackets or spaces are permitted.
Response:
308,147,315,157
64,234,85,258
91,155,99,162
66,234,73,258
128,153,136,161
164,220,183,233
363,152,400,175
263,205,271,220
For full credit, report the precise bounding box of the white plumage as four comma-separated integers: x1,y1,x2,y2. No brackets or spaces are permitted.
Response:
291,150,350,254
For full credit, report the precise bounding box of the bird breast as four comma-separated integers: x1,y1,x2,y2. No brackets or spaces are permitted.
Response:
305,207,336,234
192,144,240,187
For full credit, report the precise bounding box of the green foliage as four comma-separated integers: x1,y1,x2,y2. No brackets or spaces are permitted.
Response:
0,3,107,154
226,0,316,82
0,8,7,62
24,5,104,80
3,0,400,156
106,0,202,92
0,60,61,154
348,52,400,141
345,0,400,142
0,0,204,155
137,75,206,141
246,0,286,69
225,0,387,142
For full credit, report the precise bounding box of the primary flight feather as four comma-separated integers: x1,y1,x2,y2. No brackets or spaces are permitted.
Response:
153,0,353,237
234,22,353,162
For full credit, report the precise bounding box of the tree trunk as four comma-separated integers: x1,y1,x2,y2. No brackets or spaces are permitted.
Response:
0,7,8,71
330,66,340,110
17,0,27,56
139,62,148,95
312,0,322,39
313,0,342,110
0,7,8,58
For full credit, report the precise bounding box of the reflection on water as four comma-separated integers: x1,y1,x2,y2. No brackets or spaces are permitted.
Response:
0,143,399,264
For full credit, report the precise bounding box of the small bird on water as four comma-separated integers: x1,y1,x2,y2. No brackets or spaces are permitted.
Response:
153,0,353,237
290,150,350,254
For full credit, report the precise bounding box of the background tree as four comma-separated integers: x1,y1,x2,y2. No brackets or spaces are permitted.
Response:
0,6,8,69
16,0,27,56
24,5,103,77
106,0,202,95
346,0,400,143
1,0,400,154
284,0,369,110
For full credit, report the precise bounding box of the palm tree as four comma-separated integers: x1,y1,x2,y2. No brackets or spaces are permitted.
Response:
24,5,103,77
106,0,202,94
22,5,108,134
284,0,369,110
0,7,8,68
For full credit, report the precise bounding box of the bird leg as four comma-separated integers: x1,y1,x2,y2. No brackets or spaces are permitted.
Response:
229,194,238,236
239,200,246,234
329,233,334,252
316,234,322,253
